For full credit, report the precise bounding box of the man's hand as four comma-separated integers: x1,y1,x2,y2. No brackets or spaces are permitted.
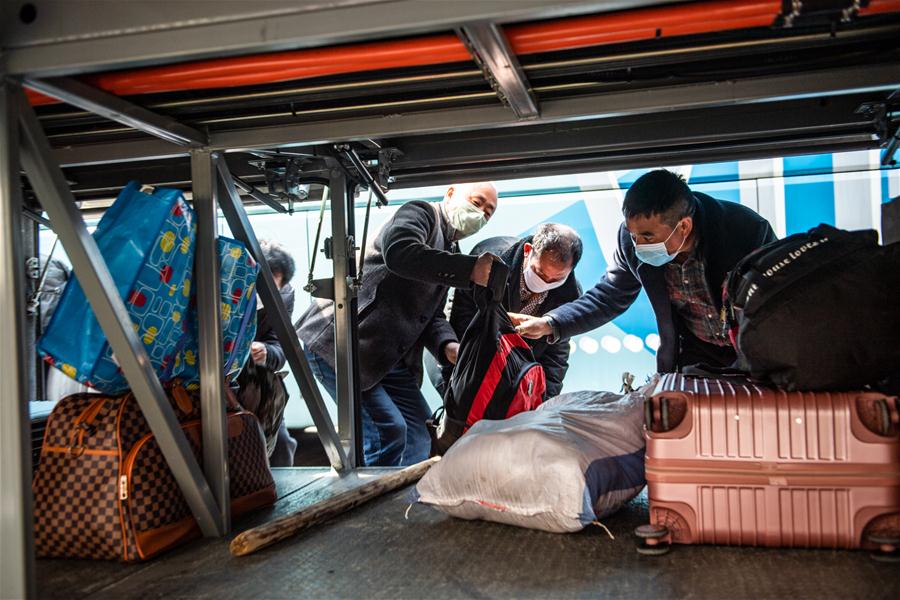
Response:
512,314,552,339
444,341,460,365
251,341,267,366
469,252,500,287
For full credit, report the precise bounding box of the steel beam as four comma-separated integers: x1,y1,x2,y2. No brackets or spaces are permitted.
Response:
3,1,673,77
387,94,878,171
15,86,225,538
337,145,390,207
457,22,539,120
390,133,878,188
327,167,363,467
214,158,349,470
0,79,35,600
190,149,230,534
22,217,39,404
25,77,207,147
232,175,288,214
50,62,900,167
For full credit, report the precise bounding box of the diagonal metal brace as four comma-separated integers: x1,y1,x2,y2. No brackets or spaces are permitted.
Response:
14,84,225,536
214,158,349,471
457,22,540,120
23,76,207,147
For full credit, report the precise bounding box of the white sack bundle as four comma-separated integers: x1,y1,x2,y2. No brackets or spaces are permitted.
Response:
413,388,648,533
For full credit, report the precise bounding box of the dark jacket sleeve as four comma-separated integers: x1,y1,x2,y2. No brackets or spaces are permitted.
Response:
423,294,459,367
261,324,287,372
539,341,569,399
545,225,642,340
381,202,477,289
448,286,477,340
759,219,777,246
262,285,295,372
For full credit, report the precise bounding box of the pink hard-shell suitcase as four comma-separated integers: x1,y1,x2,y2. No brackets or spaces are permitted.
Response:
638,374,900,561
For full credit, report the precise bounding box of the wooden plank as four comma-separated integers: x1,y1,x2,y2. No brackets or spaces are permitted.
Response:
230,458,439,556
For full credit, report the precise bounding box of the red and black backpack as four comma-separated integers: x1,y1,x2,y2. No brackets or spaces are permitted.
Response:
429,260,545,455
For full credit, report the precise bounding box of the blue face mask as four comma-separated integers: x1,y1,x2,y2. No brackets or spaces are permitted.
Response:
633,221,687,266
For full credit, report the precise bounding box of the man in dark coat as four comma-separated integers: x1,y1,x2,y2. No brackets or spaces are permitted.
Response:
295,182,499,466
514,169,776,372
443,224,583,399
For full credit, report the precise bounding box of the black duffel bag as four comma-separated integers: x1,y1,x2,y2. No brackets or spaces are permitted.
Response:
723,223,900,391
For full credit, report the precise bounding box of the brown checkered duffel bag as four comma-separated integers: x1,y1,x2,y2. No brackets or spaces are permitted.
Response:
33,384,276,561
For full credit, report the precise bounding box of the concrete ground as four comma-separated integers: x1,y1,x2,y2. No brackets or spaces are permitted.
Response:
36,468,900,599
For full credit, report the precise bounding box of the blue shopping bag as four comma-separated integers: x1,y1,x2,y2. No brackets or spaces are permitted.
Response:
38,182,196,393
171,236,259,390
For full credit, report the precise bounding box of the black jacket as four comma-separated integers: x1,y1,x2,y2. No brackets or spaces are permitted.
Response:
450,236,582,398
296,201,476,390
254,283,295,372
546,193,777,373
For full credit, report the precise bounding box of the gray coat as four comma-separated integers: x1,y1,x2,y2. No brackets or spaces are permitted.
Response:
295,201,477,390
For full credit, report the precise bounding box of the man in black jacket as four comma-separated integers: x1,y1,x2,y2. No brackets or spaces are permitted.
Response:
514,170,776,372
443,224,583,399
296,182,499,466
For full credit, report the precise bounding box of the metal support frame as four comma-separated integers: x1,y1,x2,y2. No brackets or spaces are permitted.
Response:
191,149,230,533
24,77,207,147
22,217,39,404
385,93,884,186
15,85,226,538
457,22,539,120
2,1,673,77
52,63,900,167
337,145,390,207
231,175,288,214
326,164,364,468
215,158,350,470
0,79,35,600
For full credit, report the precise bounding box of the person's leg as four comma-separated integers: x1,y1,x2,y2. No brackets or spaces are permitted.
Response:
304,348,383,465
269,419,298,467
360,382,407,466
379,366,433,466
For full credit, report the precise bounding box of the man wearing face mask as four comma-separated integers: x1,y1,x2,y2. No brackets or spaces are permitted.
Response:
513,169,776,372
435,224,582,398
295,182,499,466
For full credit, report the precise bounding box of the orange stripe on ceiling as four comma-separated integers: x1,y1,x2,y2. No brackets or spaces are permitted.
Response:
26,34,470,106
860,0,900,15
505,0,781,54
26,0,900,108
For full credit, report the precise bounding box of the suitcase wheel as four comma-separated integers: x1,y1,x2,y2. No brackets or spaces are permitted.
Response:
866,533,900,563
869,548,900,563
634,524,672,556
866,531,900,562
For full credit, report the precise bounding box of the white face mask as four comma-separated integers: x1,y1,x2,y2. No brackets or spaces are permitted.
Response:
523,252,567,293
446,199,487,239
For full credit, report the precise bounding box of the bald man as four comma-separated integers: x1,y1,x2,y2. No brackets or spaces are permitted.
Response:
296,182,499,466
